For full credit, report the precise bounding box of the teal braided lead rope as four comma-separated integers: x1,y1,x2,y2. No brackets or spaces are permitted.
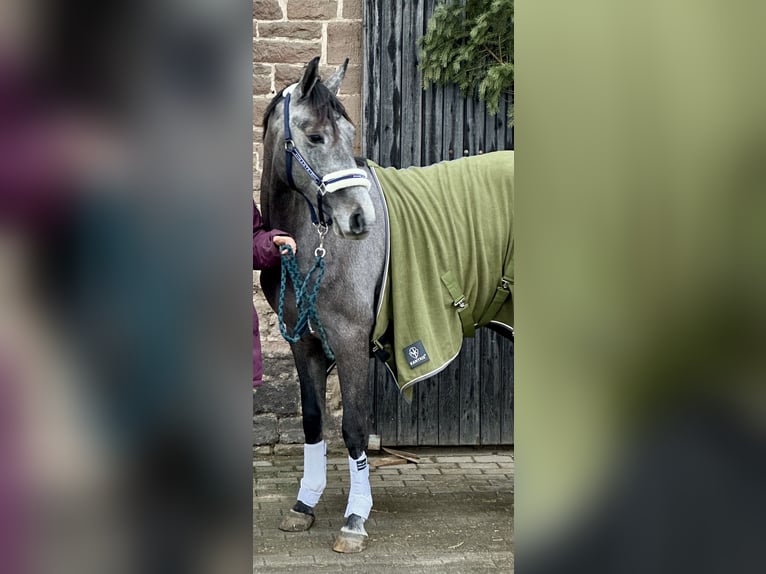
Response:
277,245,335,361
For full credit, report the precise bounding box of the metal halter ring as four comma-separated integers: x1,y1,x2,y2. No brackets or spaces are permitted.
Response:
314,222,328,258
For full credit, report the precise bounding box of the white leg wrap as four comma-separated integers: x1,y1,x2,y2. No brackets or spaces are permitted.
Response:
297,441,327,508
344,452,373,519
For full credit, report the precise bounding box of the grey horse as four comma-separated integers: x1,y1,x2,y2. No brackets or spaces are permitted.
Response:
259,56,513,553
260,57,385,553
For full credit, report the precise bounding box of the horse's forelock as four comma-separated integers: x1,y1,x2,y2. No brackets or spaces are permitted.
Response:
305,81,351,136
261,81,351,139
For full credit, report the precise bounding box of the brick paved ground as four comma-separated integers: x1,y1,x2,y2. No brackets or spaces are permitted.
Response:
254,446,514,573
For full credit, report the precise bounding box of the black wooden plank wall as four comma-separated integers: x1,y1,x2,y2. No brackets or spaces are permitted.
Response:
363,0,513,446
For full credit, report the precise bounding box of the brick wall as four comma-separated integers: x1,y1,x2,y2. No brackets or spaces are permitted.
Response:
253,0,363,452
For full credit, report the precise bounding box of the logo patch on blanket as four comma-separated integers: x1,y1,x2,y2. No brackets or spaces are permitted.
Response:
404,340,430,368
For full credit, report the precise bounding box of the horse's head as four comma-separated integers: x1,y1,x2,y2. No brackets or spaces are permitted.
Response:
263,57,375,239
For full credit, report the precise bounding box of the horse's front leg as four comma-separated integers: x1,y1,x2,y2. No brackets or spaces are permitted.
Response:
278,336,330,532
332,338,373,553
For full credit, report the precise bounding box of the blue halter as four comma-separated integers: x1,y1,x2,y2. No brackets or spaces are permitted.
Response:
281,84,370,230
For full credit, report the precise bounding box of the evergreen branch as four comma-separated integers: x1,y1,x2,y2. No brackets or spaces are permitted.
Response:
418,0,513,125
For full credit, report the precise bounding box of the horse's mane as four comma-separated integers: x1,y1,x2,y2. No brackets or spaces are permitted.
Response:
262,81,351,138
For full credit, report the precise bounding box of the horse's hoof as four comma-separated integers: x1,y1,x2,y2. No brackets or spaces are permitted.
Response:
278,509,315,532
332,530,369,553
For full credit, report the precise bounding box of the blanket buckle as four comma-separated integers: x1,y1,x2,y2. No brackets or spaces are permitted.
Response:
453,296,467,310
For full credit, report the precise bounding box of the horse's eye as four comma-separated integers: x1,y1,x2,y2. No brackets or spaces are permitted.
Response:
308,134,325,145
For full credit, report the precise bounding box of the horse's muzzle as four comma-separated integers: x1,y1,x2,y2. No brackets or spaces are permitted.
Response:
330,186,376,239
349,208,368,236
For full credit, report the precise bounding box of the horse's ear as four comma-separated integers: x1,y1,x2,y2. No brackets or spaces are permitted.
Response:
298,56,321,100
323,58,349,96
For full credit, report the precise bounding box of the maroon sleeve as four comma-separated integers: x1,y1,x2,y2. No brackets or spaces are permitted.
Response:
253,202,291,270
0,58,72,230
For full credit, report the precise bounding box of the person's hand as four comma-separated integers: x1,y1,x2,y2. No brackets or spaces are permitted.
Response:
272,235,297,255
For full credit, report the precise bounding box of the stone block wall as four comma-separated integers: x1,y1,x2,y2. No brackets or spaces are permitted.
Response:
253,0,363,451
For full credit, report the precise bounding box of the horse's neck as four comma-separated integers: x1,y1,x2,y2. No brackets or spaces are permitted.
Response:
260,143,304,235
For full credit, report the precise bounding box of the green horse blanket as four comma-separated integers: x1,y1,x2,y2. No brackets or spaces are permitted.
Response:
369,151,514,400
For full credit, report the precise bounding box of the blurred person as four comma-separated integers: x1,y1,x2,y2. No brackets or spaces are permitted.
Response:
29,2,254,572
252,201,295,388
1,0,257,572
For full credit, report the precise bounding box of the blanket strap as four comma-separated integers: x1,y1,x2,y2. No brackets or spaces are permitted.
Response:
477,275,513,327
441,271,476,338
478,233,514,327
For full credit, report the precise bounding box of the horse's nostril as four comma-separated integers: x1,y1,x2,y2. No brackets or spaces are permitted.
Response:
350,210,367,234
